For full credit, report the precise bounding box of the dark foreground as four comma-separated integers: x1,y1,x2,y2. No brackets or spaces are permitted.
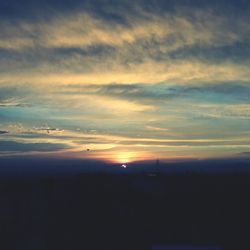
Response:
0,172,250,250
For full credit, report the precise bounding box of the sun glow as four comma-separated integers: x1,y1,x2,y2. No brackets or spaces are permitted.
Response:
115,152,137,164
113,151,153,164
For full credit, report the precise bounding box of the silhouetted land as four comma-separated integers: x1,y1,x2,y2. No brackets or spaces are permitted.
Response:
0,168,250,250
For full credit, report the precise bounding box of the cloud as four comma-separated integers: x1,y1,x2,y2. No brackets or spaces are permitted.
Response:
0,121,249,160
190,104,250,120
1,6,249,51
0,140,70,153
0,130,8,135
0,1,249,161
0,7,249,86
60,82,250,100
0,86,32,108
0,98,28,107
32,126,64,134
239,152,250,155
1,59,249,87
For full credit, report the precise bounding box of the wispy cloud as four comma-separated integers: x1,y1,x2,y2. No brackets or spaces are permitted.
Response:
0,98,28,107
0,7,250,86
1,59,249,87
1,7,249,51
0,1,249,161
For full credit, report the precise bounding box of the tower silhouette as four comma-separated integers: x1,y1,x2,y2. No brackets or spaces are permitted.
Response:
156,159,160,173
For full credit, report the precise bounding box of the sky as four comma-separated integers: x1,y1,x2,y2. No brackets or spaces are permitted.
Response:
0,0,250,164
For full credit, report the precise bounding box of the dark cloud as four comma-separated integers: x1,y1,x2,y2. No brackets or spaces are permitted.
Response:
168,42,250,63
1,0,249,19
239,151,250,156
0,140,69,152
61,82,250,104
14,131,74,140
0,130,8,135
